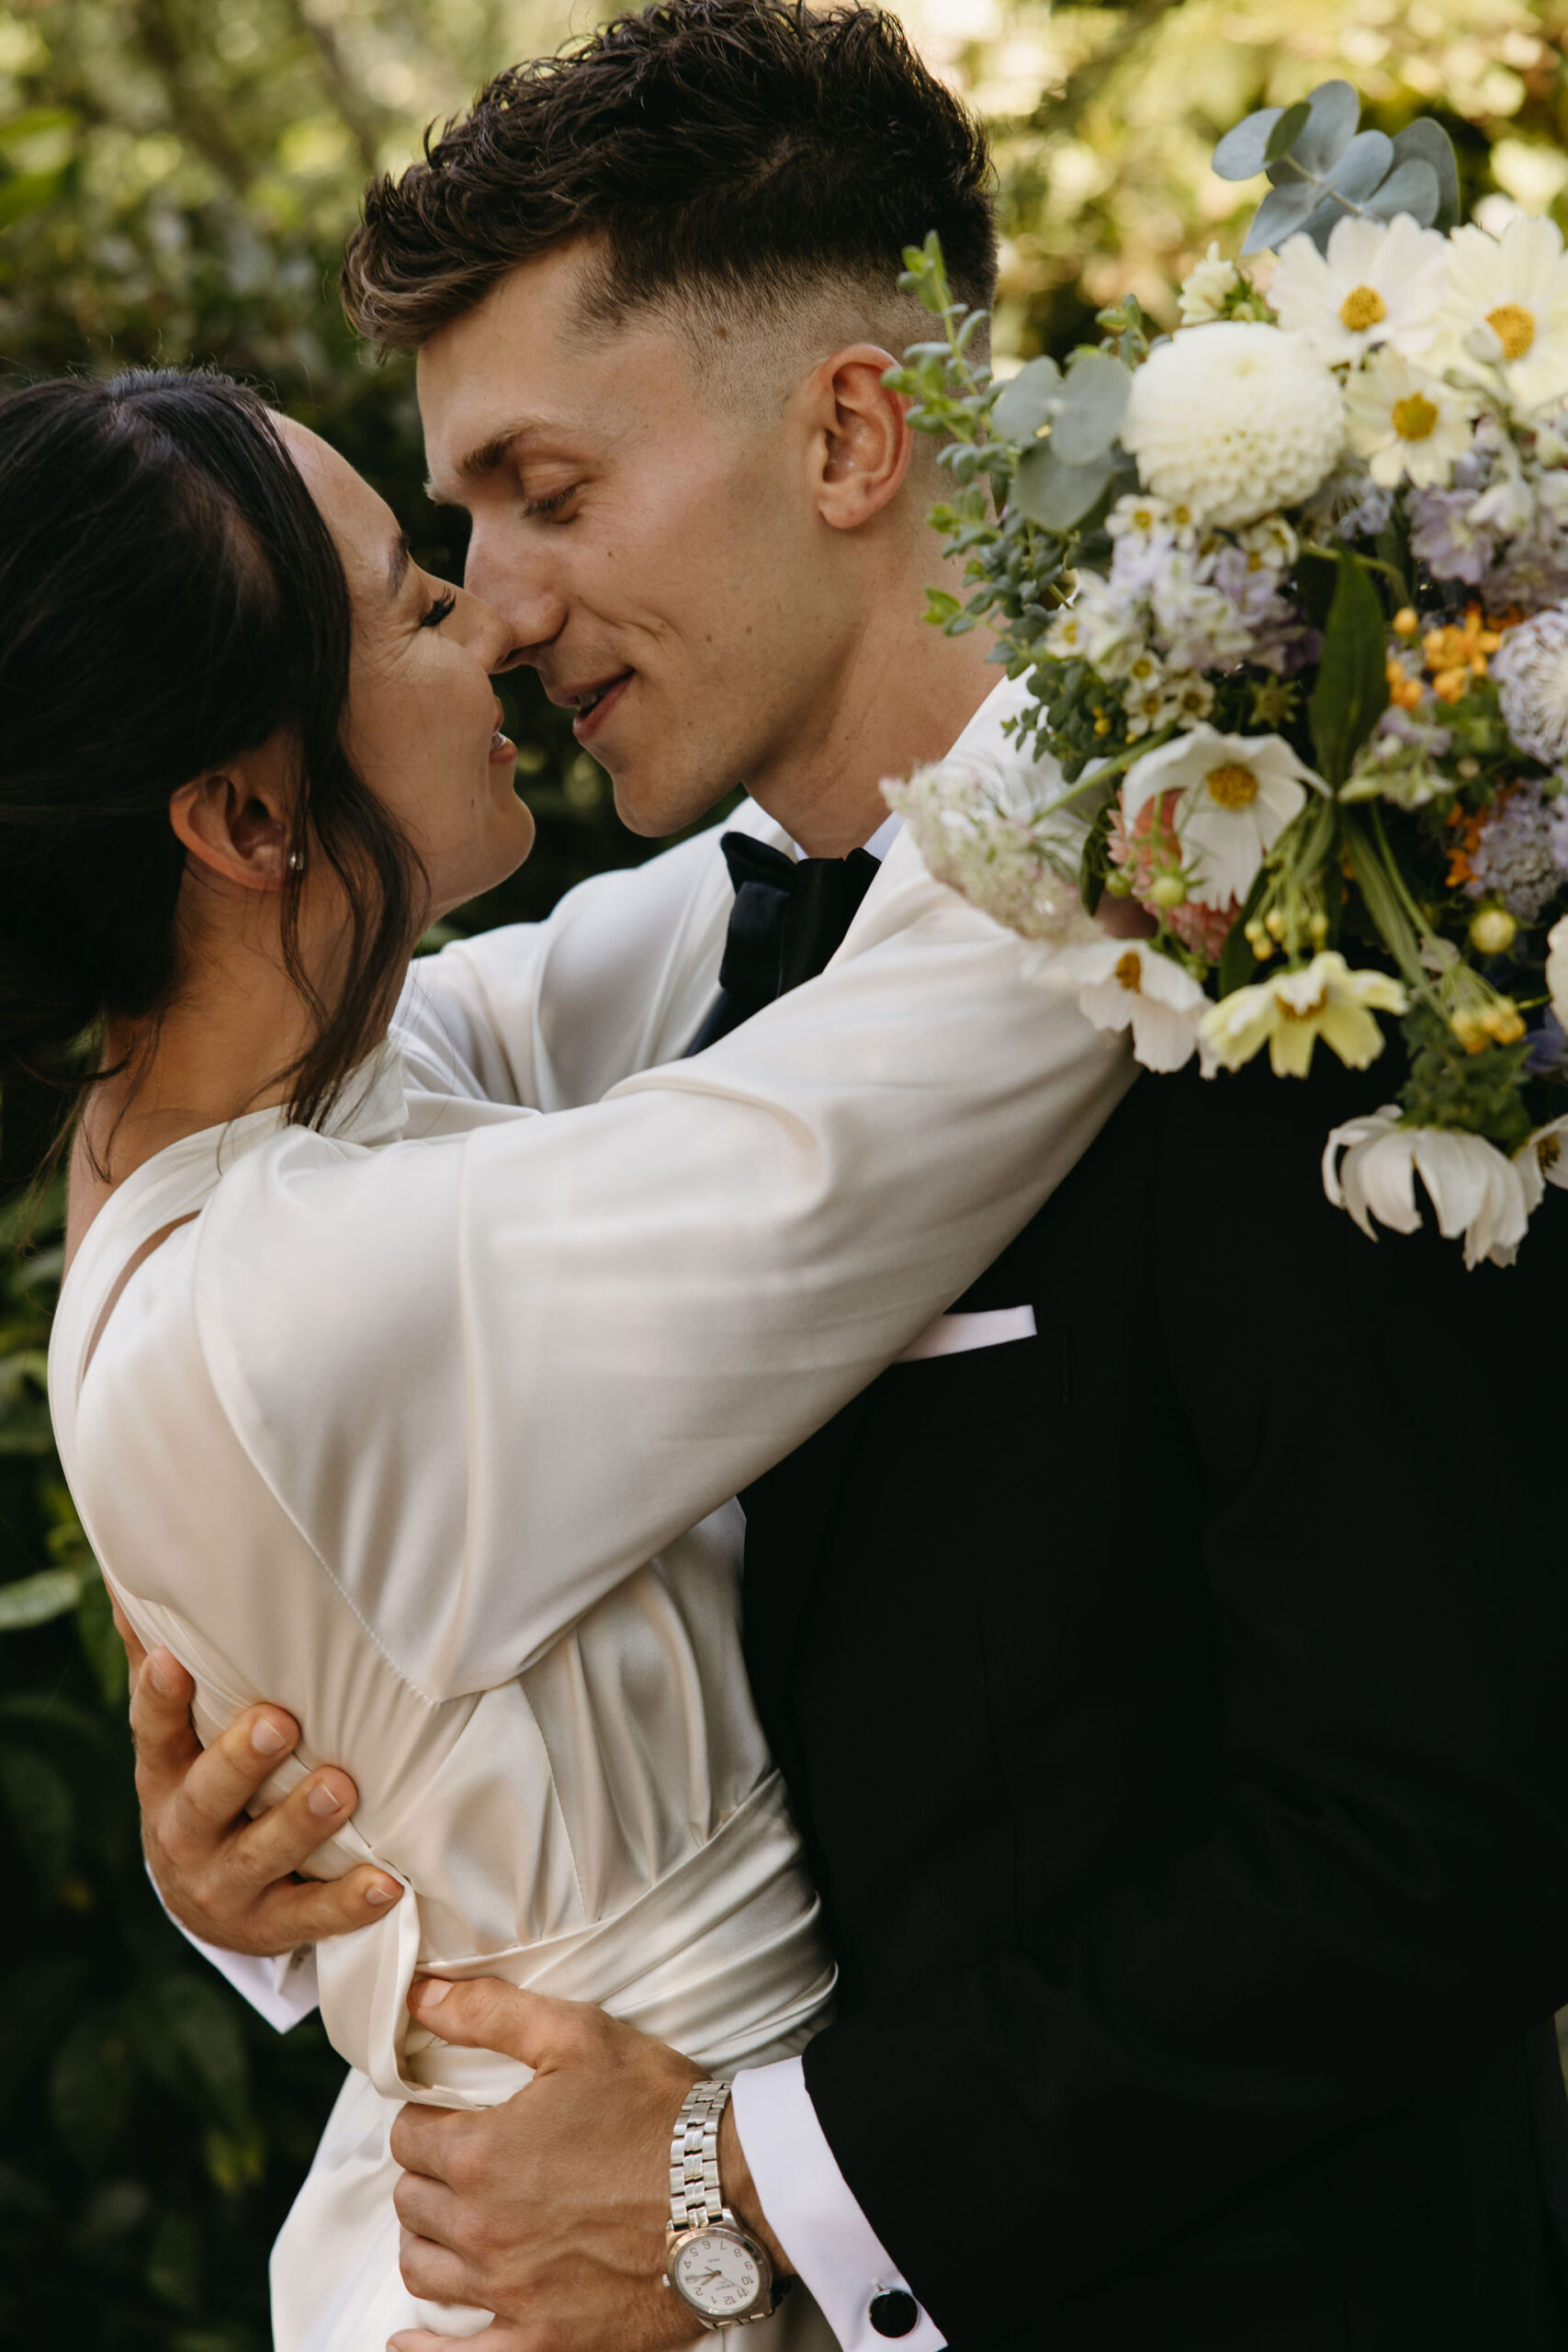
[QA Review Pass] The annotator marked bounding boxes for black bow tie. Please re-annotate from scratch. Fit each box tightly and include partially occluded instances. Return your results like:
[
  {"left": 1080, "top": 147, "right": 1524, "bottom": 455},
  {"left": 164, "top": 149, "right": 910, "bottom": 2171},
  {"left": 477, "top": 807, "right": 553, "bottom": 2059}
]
[{"left": 684, "top": 832, "right": 881, "bottom": 1054}]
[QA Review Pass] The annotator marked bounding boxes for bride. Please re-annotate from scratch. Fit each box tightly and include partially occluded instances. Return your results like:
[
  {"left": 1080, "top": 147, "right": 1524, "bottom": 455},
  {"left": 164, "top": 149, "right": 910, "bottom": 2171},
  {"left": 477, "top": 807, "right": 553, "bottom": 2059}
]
[{"left": 17, "top": 368, "right": 1122, "bottom": 2347}]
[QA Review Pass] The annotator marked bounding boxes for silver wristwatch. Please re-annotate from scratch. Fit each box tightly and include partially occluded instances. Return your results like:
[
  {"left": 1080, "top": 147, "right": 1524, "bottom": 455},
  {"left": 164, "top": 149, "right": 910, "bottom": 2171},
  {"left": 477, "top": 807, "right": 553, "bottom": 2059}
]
[{"left": 664, "top": 2079, "right": 783, "bottom": 2329}]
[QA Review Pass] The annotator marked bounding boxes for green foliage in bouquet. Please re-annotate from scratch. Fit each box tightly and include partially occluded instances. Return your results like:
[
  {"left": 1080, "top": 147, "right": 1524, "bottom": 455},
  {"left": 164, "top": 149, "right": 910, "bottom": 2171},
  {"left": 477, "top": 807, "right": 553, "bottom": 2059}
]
[{"left": 886, "top": 82, "right": 1568, "bottom": 1269}]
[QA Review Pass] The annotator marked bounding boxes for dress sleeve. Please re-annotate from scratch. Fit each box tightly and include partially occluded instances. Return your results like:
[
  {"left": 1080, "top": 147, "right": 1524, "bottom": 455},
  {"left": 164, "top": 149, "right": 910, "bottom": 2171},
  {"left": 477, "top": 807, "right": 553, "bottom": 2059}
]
[
  {"left": 393, "top": 814, "right": 742, "bottom": 1111},
  {"left": 194, "top": 831, "right": 1134, "bottom": 1698}
]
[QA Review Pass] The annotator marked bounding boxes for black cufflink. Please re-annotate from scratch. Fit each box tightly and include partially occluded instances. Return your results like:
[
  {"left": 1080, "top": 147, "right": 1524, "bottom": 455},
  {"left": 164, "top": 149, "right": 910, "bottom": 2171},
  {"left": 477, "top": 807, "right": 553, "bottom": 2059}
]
[{"left": 869, "top": 2288, "right": 919, "bottom": 2338}]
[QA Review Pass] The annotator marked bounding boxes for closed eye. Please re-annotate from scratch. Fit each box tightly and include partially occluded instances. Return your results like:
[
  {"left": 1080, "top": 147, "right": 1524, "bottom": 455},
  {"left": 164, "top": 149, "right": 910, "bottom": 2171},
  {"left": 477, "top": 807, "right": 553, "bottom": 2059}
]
[
  {"left": 523, "top": 486, "right": 578, "bottom": 522},
  {"left": 419, "top": 588, "right": 458, "bottom": 629}
]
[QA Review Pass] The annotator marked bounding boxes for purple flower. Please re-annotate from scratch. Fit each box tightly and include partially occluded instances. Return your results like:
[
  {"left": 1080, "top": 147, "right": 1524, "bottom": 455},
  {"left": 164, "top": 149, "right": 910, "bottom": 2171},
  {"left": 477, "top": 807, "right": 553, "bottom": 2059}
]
[
  {"left": 1467, "top": 782, "right": 1565, "bottom": 921},
  {"left": 1409, "top": 488, "right": 1498, "bottom": 587}
]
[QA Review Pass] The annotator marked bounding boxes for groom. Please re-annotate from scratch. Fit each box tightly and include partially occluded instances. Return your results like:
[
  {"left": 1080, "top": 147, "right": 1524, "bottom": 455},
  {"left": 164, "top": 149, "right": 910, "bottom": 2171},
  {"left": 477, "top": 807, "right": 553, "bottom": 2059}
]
[{"left": 130, "top": 5, "right": 1568, "bottom": 2346}]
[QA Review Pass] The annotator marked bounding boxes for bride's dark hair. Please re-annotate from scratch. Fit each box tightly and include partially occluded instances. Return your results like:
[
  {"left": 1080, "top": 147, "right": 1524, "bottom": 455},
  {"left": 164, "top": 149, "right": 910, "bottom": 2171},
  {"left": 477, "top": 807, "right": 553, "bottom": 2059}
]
[{"left": 0, "top": 368, "right": 423, "bottom": 1136}]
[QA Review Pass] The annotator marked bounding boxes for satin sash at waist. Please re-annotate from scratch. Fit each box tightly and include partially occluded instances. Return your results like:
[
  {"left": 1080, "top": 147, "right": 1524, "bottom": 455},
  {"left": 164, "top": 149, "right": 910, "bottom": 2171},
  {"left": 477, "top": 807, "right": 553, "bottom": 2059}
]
[{"left": 315, "top": 1769, "right": 836, "bottom": 2109}]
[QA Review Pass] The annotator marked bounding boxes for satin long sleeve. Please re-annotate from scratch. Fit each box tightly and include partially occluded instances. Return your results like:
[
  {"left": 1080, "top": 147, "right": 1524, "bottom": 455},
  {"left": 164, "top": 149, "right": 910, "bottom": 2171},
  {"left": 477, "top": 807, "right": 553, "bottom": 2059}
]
[
  {"left": 394, "top": 808, "right": 757, "bottom": 1111},
  {"left": 193, "top": 832, "right": 1134, "bottom": 1700}
]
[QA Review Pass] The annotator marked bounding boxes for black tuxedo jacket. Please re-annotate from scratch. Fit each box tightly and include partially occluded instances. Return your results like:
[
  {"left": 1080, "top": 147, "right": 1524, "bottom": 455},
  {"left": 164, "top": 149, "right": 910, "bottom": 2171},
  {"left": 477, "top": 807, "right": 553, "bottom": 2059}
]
[{"left": 741, "top": 1055, "right": 1568, "bottom": 2349}]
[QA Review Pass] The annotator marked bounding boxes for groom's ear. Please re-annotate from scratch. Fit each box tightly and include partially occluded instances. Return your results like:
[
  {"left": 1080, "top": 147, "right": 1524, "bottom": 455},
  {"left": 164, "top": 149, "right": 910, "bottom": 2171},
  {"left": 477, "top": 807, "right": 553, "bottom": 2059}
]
[
  {"left": 809, "top": 345, "right": 914, "bottom": 533},
  {"left": 168, "top": 731, "right": 297, "bottom": 895}
]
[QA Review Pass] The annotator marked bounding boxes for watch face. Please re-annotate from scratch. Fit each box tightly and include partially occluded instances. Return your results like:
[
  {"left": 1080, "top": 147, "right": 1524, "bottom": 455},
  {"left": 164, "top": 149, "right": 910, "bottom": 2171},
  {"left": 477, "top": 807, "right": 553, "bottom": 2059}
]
[{"left": 671, "top": 2227, "right": 763, "bottom": 2320}]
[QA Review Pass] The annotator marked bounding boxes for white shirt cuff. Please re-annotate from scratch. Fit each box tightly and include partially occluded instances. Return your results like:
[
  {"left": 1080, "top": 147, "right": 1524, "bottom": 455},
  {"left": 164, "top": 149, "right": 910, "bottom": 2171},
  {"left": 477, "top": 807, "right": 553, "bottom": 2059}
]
[
  {"left": 729, "top": 2056, "right": 946, "bottom": 2352},
  {"left": 149, "top": 1863, "right": 321, "bottom": 2032}
]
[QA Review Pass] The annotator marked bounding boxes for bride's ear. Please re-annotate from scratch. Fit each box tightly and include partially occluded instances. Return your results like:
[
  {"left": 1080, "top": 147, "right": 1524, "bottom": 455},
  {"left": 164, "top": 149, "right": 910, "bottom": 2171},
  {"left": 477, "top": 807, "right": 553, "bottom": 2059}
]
[{"left": 169, "top": 733, "right": 298, "bottom": 893}]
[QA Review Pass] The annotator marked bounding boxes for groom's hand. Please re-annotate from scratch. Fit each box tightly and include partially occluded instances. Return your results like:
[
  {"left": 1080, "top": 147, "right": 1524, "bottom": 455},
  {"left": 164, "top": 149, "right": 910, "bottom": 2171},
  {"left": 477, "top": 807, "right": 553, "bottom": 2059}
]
[
  {"left": 120, "top": 1603, "right": 400, "bottom": 1954},
  {"left": 388, "top": 1978, "right": 791, "bottom": 2352}
]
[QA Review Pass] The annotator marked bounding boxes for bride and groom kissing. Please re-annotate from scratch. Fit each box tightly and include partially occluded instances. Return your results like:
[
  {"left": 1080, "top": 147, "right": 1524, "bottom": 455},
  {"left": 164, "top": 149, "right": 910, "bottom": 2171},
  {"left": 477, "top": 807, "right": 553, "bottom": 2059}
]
[{"left": 25, "top": 2, "right": 1568, "bottom": 2346}]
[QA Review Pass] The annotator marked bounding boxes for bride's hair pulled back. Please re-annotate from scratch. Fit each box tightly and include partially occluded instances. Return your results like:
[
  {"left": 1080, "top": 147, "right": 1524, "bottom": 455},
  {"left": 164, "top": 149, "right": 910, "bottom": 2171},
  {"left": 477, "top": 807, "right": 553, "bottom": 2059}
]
[{"left": 0, "top": 368, "right": 420, "bottom": 1136}]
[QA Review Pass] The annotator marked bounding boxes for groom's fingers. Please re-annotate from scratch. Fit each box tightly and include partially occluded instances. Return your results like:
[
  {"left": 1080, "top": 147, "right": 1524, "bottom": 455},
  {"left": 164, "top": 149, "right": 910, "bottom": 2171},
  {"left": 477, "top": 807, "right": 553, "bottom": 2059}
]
[{"left": 403, "top": 1977, "right": 608, "bottom": 2071}]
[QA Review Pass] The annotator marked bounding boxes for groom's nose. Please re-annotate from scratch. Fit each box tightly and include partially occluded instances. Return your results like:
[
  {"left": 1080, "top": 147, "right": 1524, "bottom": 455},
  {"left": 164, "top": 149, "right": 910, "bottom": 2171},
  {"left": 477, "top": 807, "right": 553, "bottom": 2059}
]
[{"left": 464, "top": 513, "right": 568, "bottom": 664}]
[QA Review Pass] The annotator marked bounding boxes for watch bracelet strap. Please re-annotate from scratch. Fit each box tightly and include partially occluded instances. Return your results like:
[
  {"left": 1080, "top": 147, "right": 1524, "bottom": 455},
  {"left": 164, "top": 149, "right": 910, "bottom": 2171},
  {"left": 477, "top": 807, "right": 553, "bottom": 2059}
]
[{"left": 669, "top": 2077, "right": 730, "bottom": 2232}]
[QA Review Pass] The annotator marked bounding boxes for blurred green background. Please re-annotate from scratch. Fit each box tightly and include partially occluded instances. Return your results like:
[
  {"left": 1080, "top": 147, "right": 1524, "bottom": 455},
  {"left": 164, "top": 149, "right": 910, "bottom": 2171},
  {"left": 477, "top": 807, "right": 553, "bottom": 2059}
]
[{"left": 1, "top": 0, "right": 1565, "bottom": 2338}]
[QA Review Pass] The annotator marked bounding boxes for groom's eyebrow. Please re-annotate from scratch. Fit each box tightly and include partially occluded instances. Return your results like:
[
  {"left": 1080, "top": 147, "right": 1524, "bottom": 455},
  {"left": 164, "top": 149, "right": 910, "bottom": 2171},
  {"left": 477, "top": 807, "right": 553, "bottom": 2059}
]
[{"left": 426, "top": 420, "right": 540, "bottom": 503}]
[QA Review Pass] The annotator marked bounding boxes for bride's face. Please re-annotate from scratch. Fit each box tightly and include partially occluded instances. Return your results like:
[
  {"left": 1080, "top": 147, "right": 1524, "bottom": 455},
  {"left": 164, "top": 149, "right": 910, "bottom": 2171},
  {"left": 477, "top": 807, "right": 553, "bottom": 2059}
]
[{"left": 282, "top": 419, "right": 534, "bottom": 922}]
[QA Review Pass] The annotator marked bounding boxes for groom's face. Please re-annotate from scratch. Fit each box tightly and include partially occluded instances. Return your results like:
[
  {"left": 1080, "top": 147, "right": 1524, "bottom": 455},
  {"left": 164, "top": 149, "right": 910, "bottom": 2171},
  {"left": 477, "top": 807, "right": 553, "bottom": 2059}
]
[{"left": 418, "top": 242, "right": 877, "bottom": 836}]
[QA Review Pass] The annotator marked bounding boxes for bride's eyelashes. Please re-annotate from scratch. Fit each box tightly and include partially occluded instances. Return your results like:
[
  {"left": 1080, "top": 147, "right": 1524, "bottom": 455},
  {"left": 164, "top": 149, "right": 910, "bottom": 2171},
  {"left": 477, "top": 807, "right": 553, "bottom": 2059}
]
[{"left": 418, "top": 588, "right": 458, "bottom": 630}]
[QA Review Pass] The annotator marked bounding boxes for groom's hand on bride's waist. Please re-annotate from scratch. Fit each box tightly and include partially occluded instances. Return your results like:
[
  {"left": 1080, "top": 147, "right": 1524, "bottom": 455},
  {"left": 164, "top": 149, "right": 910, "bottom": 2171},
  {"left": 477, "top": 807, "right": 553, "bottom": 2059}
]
[
  {"left": 388, "top": 1975, "right": 792, "bottom": 2352},
  {"left": 120, "top": 1604, "right": 401, "bottom": 1954}
]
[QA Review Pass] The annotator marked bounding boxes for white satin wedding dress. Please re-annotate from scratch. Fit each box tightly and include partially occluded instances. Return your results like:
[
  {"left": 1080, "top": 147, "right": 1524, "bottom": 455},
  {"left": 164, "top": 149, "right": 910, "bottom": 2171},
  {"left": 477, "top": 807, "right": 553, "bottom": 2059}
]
[{"left": 49, "top": 826, "right": 1129, "bottom": 2349}]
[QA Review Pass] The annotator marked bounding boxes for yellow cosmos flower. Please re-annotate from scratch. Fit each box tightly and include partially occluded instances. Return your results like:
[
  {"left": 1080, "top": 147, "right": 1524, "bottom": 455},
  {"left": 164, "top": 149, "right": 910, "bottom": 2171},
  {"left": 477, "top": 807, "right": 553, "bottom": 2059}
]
[{"left": 1200, "top": 952, "right": 1408, "bottom": 1079}]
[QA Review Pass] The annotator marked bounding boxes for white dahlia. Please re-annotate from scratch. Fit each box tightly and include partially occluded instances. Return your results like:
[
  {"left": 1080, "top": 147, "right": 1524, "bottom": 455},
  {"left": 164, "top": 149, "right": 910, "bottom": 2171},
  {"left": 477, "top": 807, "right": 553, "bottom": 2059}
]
[
  {"left": 1491, "top": 605, "right": 1568, "bottom": 764},
  {"left": 1341, "top": 348, "right": 1477, "bottom": 490},
  {"left": 1120, "top": 322, "right": 1345, "bottom": 531},
  {"left": 1269, "top": 211, "right": 1450, "bottom": 367},
  {"left": 1435, "top": 212, "right": 1568, "bottom": 415}
]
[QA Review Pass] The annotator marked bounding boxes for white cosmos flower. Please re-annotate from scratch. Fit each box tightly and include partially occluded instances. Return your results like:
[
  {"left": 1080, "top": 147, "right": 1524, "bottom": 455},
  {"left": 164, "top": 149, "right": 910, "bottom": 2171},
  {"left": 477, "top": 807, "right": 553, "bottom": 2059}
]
[
  {"left": 1323, "top": 1108, "right": 1534, "bottom": 1268},
  {"left": 1122, "top": 726, "right": 1327, "bottom": 906},
  {"left": 1342, "top": 348, "right": 1477, "bottom": 489},
  {"left": 1045, "top": 936, "right": 1207, "bottom": 1071},
  {"left": 1435, "top": 213, "right": 1568, "bottom": 414},
  {"left": 1121, "top": 322, "right": 1345, "bottom": 531},
  {"left": 1517, "top": 1113, "right": 1568, "bottom": 1213},
  {"left": 1269, "top": 211, "right": 1449, "bottom": 366},
  {"left": 1546, "top": 910, "right": 1568, "bottom": 1029},
  {"left": 1200, "top": 953, "right": 1407, "bottom": 1078}
]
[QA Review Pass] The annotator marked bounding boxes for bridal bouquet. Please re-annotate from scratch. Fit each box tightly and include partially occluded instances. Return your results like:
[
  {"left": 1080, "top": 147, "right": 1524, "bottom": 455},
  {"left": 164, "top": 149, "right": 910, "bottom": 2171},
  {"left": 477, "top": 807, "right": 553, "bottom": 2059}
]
[{"left": 886, "top": 81, "right": 1568, "bottom": 1267}]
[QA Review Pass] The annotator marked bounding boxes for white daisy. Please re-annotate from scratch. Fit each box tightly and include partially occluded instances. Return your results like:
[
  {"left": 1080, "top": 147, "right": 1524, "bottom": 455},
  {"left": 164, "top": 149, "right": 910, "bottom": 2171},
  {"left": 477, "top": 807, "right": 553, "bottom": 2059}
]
[
  {"left": 1342, "top": 348, "right": 1477, "bottom": 490},
  {"left": 1436, "top": 212, "right": 1568, "bottom": 414},
  {"left": 1045, "top": 936, "right": 1207, "bottom": 1072},
  {"left": 1322, "top": 1108, "right": 1535, "bottom": 1269},
  {"left": 1122, "top": 725, "right": 1327, "bottom": 907},
  {"left": 1269, "top": 211, "right": 1449, "bottom": 366}
]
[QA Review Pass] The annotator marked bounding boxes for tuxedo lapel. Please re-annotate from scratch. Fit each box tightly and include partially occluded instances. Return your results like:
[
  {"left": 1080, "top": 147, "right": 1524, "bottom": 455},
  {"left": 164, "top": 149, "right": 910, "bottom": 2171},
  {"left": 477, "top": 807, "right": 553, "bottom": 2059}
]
[{"left": 739, "top": 1381, "right": 876, "bottom": 1740}]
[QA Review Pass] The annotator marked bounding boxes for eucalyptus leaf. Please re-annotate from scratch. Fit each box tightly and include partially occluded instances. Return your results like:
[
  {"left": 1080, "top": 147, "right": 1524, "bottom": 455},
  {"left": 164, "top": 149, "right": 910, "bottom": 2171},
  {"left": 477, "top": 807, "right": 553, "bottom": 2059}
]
[
  {"left": 1392, "top": 118, "right": 1460, "bottom": 229},
  {"left": 989, "top": 355, "right": 1060, "bottom": 444},
  {"left": 1263, "top": 100, "right": 1311, "bottom": 164},
  {"left": 1310, "top": 549, "right": 1389, "bottom": 789},
  {"left": 1324, "top": 128, "right": 1394, "bottom": 205},
  {"left": 1290, "top": 79, "right": 1359, "bottom": 174},
  {"left": 1012, "top": 444, "right": 1114, "bottom": 532},
  {"left": 1212, "top": 104, "right": 1286, "bottom": 183},
  {"left": 1051, "top": 350, "right": 1132, "bottom": 466},
  {"left": 1241, "top": 177, "right": 1325, "bottom": 256},
  {"left": 1365, "top": 155, "right": 1441, "bottom": 228}
]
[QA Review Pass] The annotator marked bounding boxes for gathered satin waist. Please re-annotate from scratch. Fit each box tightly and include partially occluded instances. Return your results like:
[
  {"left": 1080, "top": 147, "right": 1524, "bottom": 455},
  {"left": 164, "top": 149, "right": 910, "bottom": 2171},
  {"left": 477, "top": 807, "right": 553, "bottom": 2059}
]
[{"left": 315, "top": 1769, "right": 836, "bottom": 2108}]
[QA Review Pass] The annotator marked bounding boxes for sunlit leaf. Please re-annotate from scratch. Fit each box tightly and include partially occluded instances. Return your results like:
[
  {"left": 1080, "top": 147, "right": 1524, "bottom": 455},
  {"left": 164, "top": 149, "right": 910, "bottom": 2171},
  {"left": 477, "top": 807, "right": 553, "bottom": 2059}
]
[{"left": 0, "top": 1564, "right": 87, "bottom": 1630}]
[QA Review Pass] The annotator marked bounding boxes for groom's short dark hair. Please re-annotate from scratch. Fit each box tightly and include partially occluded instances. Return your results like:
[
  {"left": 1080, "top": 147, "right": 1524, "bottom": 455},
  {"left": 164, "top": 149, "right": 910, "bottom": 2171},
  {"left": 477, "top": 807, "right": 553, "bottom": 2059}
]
[{"left": 342, "top": 0, "right": 995, "bottom": 359}]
